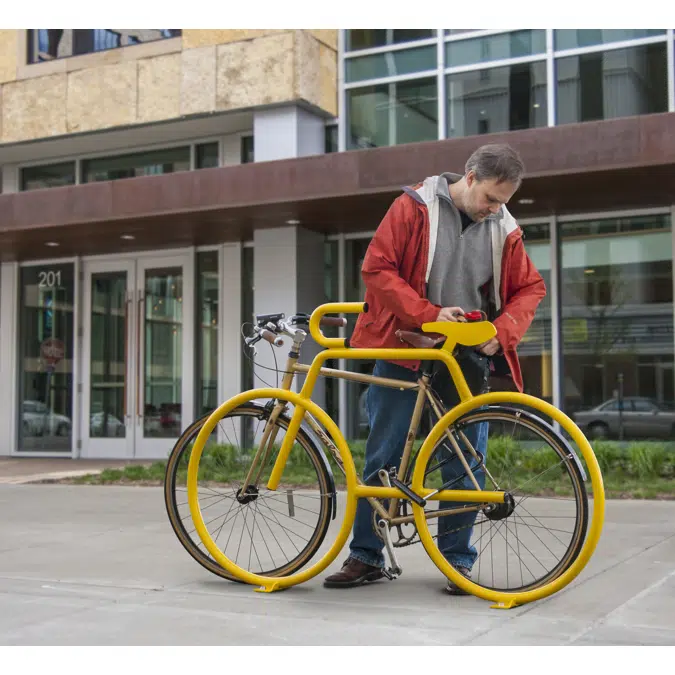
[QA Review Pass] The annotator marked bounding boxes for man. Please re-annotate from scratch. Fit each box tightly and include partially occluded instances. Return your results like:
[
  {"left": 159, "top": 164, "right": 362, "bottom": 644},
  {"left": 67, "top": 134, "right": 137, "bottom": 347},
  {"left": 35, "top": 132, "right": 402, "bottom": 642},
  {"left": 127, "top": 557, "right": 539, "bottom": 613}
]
[{"left": 323, "top": 143, "right": 546, "bottom": 593}]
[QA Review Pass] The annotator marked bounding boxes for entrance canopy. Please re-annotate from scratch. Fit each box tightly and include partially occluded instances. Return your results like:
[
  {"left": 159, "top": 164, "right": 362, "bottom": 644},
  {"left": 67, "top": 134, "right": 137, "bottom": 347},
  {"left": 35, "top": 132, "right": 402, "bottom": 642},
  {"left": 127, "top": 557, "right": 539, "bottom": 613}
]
[{"left": 1, "top": 113, "right": 674, "bottom": 260}]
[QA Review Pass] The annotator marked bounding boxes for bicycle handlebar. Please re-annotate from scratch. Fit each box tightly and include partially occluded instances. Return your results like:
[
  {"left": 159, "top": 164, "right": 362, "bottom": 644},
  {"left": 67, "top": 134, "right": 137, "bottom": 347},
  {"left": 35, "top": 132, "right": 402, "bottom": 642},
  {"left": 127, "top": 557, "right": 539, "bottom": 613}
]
[
  {"left": 320, "top": 316, "right": 347, "bottom": 328},
  {"left": 259, "top": 329, "right": 283, "bottom": 346}
]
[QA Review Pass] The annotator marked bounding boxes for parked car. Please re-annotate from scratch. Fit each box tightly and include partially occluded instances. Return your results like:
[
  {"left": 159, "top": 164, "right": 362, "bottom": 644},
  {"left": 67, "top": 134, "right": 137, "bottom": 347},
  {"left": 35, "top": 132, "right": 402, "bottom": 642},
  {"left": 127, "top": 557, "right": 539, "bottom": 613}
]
[
  {"left": 22, "top": 400, "right": 71, "bottom": 437},
  {"left": 90, "top": 412, "right": 125, "bottom": 437},
  {"left": 573, "top": 397, "right": 675, "bottom": 440}
]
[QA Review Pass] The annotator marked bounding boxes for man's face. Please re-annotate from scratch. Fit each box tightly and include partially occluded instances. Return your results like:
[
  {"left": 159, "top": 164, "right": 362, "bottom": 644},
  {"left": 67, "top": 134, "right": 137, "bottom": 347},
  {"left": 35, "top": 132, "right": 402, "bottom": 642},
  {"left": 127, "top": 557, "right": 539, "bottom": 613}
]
[{"left": 464, "top": 171, "right": 519, "bottom": 222}]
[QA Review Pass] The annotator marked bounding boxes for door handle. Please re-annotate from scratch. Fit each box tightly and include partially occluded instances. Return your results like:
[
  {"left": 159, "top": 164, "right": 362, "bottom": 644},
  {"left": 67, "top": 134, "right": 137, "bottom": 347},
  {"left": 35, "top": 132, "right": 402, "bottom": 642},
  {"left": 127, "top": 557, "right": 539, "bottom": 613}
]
[
  {"left": 123, "top": 291, "right": 131, "bottom": 424},
  {"left": 136, "top": 289, "right": 145, "bottom": 425}
]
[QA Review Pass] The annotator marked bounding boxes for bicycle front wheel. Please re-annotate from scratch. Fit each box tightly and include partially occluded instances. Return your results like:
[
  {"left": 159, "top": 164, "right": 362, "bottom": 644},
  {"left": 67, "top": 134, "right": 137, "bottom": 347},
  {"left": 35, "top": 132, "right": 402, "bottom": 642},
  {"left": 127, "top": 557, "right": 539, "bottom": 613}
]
[
  {"left": 165, "top": 402, "right": 335, "bottom": 581},
  {"left": 411, "top": 394, "right": 602, "bottom": 603}
]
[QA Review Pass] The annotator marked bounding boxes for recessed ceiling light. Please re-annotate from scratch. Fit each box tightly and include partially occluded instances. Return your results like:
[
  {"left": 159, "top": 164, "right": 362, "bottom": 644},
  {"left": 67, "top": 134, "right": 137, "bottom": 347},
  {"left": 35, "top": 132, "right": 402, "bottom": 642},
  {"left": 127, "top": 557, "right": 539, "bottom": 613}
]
[
  {"left": 286, "top": 219, "right": 300, "bottom": 225},
  {"left": 45, "top": 242, "right": 59, "bottom": 247},
  {"left": 584, "top": 268, "right": 595, "bottom": 275},
  {"left": 120, "top": 234, "right": 135, "bottom": 240},
  {"left": 518, "top": 198, "right": 534, "bottom": 205},
  {"left": 533, "top": 103, "right": 541, "bottom": 109}
]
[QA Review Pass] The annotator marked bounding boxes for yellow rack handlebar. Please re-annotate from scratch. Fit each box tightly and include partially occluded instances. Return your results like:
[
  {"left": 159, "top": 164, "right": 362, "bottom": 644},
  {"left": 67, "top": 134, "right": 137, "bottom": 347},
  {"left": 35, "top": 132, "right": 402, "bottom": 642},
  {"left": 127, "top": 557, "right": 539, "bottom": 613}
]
[{"left": 309, "top": 302, "right": 367, "bottom": 348}]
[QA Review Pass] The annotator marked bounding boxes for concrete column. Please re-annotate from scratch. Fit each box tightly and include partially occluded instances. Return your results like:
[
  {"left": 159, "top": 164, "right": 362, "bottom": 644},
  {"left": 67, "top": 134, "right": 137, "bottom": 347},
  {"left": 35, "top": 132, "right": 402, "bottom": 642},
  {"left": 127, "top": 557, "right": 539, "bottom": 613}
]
[
  {"left": 222, "top": 134, "right": 244, "bottom": 166},
  {"left": 0, "top": 262, "right": 19, "bottom": 455},
  {"left": 253, "top": 105, "right": 325, "bottom": 162},
  {"left": 253, "top": 226, "right": 326, "bottom": 407},
  {"left": 1, "top": 164, "right": 19, "bottom": 193}
]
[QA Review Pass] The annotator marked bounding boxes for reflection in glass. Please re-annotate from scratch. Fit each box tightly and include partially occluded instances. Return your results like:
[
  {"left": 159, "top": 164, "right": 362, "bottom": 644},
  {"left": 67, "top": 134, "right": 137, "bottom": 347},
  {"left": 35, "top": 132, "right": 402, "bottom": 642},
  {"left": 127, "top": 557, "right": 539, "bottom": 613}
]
[
  {"left": 446, "top": 62, "right": 547, "bottom": 137},
  {"left": 445, "top": 30, "right": 546, "bottom": 68},
  {"left": 195, "top": 142, "right": 219, "bottom": 169},
  {"left": 554, "top": 29, "right": 665, "bottom": 51},
  {"left": 323, "top": 241, "right": 340, "bottom": 425},
  {"left": 90, "top": 273, "right": 127, "bottom": 437},
  {"left": 325, "top": 125, "right": 338, "bottom": 153},
  {"left": 241, "top": 136, "right": 255, "bottom": 164},
  {"left": 348, "top": 77, "right": 437, "bottom": 149},
  {"left": 82, "top": 147, "right": 191, "bottom": 183},
  {"left": 20, "top": 162, "right": 76, "bottom": 191},
  {"left": 29, "top": 29, "right": 182, "bottom": 63},
  {"left": 18, "top": 265, "right": 75, "bottom": 451},
  {"left": 196, "top": 252, "right": 219, "bottom": 416},
  {"left": 556, "top": 44, "right": 667, "bottom": 125},
  {"left": 144, "top": 268, "right": 183, "bottom": 438},
  {"left": 345, "top": 29, "right": 434, "bottom": 51},
  {"left": 517, "top": 224, "right": 552, "bottom": 400},
  {"left": 346, "top": 45, "right": 436, "bottom": 83},
  {"left": 562, "top": 215, "right": 674, "bottom": 441},
  {"left": 241, "top": 247, "right": 254, "bottom": 394},
  {"left": 344, "top": 239, "right": 373, "bottom": 440}
]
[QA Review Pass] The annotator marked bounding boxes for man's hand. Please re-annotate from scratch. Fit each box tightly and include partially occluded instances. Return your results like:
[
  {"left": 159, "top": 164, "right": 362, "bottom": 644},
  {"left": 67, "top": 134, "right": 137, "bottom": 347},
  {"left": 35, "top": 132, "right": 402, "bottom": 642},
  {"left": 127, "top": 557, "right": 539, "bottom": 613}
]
[
  {"left": 436, "top": 306, "right": 466, "bottom": 322},
  {"left": 478, "top": 337, "right": 501, "bottom": 356}
]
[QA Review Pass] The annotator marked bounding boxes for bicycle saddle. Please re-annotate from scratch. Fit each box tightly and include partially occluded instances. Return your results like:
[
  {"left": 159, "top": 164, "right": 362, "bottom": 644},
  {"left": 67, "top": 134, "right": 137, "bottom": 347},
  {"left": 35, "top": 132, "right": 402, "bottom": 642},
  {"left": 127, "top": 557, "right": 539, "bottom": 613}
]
[{"left": 420, "top": 320, "right": 497, "bottom": 349}]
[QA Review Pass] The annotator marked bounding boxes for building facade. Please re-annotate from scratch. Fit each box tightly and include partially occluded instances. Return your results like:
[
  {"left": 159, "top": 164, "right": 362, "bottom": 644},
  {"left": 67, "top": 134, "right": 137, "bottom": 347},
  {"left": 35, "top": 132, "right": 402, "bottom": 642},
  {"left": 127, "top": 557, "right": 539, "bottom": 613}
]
[{"left": 0, "top": 28, "right": 673, "bottom": 458}]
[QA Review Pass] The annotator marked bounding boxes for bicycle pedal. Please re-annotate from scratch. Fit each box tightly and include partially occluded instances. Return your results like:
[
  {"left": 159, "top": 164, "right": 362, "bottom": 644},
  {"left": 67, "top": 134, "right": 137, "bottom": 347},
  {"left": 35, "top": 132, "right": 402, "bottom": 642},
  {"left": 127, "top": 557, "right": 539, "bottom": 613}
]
[
  {"left": 382, "top": 567, "right": 402, "bottom": 580},
  {"left": 388, "top": 475, "right": 426, "bottom": 507}
]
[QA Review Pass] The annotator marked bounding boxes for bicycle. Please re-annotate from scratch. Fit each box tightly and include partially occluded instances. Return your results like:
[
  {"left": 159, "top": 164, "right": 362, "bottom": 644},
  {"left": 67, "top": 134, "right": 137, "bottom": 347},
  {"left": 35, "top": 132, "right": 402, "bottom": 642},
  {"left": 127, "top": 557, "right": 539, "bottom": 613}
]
[{"left": 165, "top": 302, "right": 605, "bottom": 609}]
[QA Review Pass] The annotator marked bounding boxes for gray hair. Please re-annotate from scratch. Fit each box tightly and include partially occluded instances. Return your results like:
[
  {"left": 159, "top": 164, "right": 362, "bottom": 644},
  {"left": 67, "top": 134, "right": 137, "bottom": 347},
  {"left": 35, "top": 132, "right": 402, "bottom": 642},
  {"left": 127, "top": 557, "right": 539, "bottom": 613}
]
[{"left": 465, "top": 144, "right": 525, "bottom": 186}]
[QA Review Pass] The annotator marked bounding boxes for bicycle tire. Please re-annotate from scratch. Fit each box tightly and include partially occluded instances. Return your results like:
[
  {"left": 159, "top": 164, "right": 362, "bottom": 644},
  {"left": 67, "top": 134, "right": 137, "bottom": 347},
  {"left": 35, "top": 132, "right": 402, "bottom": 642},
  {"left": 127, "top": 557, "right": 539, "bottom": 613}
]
[
  {"left": 164, "top": 402, "right": 335, "bottom": 582},
  {"left": 412, "top": 400, "right": 591, "bottom": 596}
]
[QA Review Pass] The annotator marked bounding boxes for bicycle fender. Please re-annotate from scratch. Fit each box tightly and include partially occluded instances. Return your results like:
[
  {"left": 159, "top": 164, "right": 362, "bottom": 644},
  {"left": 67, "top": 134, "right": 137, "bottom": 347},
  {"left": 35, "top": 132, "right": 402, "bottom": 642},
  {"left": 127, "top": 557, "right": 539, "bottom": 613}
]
[
  {"left": 254, "top": 401, "right": 339, "bottom": 520},
  {"left": 458, "top": 405, "right": 588, "bottom": 482}
]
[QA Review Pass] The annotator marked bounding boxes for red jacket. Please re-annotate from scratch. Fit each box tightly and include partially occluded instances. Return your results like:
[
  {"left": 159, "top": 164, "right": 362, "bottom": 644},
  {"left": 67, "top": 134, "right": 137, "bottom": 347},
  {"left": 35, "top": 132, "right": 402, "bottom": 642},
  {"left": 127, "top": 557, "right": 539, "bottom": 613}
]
[{"left": 349, "top": 181, "right": 546, "bottom": 392}]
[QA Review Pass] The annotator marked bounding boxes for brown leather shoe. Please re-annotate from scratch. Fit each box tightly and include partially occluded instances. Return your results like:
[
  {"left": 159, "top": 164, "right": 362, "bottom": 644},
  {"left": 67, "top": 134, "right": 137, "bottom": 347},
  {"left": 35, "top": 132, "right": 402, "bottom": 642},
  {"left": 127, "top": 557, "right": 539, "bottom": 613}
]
[
  {"left": 444, "top": 566, "right": 472, "bottom": 595},
  {"left": 323, "top": 558, "right": 385, "bottom": 588}
]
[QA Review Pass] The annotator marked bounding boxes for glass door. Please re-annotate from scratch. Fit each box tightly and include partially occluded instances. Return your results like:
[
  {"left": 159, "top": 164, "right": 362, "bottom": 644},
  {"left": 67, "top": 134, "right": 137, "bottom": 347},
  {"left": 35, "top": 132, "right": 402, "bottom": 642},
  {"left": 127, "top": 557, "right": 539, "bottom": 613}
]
[
  {"left": 17, "top": 263, "right": 76, "bottom": 453},
  {"left": 81, "top": 254, "right": 193, "bottom": 459},
  {"left": 135, "top": 256, "right": 191, "bottom": 458},
  {"left": 81, "top": 260, "right": 135, "bottom": 458}
]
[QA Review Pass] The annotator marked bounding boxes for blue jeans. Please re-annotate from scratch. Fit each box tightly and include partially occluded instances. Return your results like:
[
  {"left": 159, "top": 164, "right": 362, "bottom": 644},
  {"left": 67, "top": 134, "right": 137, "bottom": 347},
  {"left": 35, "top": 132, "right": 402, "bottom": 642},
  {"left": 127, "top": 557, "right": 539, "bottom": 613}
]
[{"left": 349, "top": 360, "right": 488, "bottom": 571}]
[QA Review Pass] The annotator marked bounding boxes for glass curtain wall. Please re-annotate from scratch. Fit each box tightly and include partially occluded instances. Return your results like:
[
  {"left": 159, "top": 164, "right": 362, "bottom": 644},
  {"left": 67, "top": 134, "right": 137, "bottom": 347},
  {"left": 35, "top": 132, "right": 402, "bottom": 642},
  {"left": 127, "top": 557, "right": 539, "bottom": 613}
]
[
  {"left": 561, "top": 214, "right": 674, "bottom": 441},
  {"left": 343, "top": 29, "right": 671, "bottom": 149},
  {"left": 335, "top": 210, "right": 673, "bottom": 442}
]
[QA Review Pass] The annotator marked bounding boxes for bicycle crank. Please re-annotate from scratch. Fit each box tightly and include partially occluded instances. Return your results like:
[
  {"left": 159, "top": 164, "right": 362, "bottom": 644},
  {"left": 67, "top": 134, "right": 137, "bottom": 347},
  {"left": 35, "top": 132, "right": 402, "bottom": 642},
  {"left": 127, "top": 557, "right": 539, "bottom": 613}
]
[{"left": 375, "top": 518, "right": 403, "bottom": 580}]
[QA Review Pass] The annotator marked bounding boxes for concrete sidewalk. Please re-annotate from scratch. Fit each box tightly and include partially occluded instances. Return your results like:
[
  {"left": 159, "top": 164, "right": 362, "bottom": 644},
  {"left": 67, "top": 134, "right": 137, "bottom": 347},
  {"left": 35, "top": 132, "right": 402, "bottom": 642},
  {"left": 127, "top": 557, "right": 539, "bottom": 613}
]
[
  {"left": 1, "top": 484, "right": 674, "bottom": 645},
  {"left": 0, "top": 457, "right": 153, "bottom": 485}
]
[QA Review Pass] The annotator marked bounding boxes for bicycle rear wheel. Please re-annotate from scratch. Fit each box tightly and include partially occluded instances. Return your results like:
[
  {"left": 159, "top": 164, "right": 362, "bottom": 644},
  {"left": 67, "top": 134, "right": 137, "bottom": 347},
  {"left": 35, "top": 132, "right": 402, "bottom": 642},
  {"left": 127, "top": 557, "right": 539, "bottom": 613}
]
[
  {"left": 412, "top": 395, "right": 598, "bottom": 602},
  {"left": 164, "top": 402, "right": 335, "bottom": 581}
]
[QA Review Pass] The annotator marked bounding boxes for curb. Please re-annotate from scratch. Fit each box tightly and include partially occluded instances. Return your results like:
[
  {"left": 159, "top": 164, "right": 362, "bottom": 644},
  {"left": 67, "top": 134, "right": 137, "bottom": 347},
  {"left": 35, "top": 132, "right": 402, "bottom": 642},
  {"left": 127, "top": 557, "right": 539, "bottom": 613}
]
[{"left": 0, "top": 469, "right": 106, "bottom": 485}]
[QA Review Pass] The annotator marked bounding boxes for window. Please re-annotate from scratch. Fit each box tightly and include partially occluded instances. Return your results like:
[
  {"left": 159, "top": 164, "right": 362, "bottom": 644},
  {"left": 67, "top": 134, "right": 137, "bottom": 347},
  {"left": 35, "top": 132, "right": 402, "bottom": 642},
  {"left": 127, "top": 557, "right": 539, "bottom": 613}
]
[
  {"left": 325, "top": 125, "right": 338, "bottom": 153},
  {"left": 18, "top": 264, "right": 75, "bottom": 451},
  {"left": 445, "top": 30, "right": 546, "bottom": 68},
  {"left": 518, "top": 223, "right": 552, "bottom": 401},
  {"left": 346, "top": 45, "right": 436, "bottom": 83},
  {"left": 20, "top": 162, "right": 76, "bottom": 191},
  {"left": 556, "top": 43, "right": 667, "bottom": 125},
  {"left": 196, "top": 252, "right": 219, "bottom": 416},
  {"left": 240, "top": 246, "right": 254, "bottom": 396},
  {"left": 241, "top": 136, "right": 254, "bottom": 164},
  {"left": 632, "top": 398, "right": 657, "bottom": 412},
  {"left": 195, "top": 142, "right": 219, "bottom": 169},
  {"left": 345, "top": 30, "right": 434, "bottom": 51},
  {"left": 554, "top": 29, "right": 665, "bottom": 51},
  {"left": 27, "top": 29, "right": 181, "bottom": 63},
  {"left": 348, "top": 77, "right": 437, "bottom": 149},
  {"left": 561, "top": 214, "right": 674, "bottom": 436},
  {"left": 446, "top": 62, "right": 547, "bottom": 138},
  {"left": 81, "top": 147, "right": 190, "bottom": 183}
]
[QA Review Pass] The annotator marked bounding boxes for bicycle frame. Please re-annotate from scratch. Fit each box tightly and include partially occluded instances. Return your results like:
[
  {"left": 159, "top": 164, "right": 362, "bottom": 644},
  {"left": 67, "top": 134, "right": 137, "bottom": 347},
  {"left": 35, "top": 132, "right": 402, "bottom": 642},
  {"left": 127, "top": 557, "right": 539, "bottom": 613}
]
[
  {"left": 241, "top": 346, "right": 488, "bottom": 530},
  {"left": 185, "top": 302, "right": 605, "bottom": 608}
]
